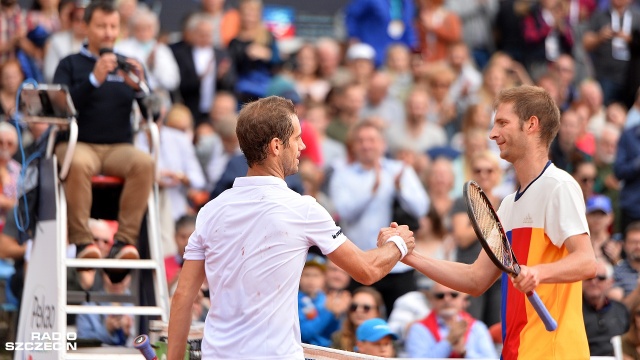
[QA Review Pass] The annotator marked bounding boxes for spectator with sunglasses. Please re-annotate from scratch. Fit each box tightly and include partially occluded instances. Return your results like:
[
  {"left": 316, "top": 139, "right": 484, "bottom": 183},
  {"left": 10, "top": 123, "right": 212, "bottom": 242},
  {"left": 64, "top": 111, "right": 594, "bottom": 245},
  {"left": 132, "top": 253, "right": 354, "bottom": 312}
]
[
  {"left": 331, "top": 286, "right": 385, "bottom": 352},
  {"left": 583, "top": 259, "right": 629, "bottom": 357},
  {"left": 572, "top": 160, "right": 598, "bottom": 201},
  {"left": 298, "top": 254, "right": 351, "bottom": 347},
  {"left": 405, "top": 281, "right": 497, "bottom": 358}
]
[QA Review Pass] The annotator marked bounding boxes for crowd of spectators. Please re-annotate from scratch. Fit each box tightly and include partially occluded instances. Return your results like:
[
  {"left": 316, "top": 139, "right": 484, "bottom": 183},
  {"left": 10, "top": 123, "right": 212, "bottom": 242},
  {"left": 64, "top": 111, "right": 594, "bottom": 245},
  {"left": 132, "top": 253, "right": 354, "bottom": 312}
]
[{"left": 1, "top": 0, "right": 640, "bottom": 357}]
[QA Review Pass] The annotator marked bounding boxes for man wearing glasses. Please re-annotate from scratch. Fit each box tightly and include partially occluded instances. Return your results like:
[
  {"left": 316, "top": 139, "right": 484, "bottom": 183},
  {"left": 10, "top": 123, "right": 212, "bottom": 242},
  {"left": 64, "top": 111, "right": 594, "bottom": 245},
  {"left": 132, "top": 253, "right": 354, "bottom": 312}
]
[
  {"left": 582, "top": 259, "right": 629, "bottom": 357},
  {"left": 404, "top": 282, "right": 497, "bottom": 358}
]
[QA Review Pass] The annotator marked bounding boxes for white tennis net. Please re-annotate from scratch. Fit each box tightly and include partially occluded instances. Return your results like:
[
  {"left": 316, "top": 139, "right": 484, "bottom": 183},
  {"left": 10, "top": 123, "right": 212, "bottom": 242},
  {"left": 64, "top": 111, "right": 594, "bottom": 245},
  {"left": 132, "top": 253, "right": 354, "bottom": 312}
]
[{"left": 303, "top": 344, "right": 385, "bottom": 360}]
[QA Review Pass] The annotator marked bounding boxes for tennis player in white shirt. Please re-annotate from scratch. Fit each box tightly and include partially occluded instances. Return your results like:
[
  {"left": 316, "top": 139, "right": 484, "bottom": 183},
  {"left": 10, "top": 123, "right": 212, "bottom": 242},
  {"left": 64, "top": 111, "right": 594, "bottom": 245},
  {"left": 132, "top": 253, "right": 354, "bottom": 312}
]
[{"left": 168, "top": 96, "right": 415, "bottom": 359}]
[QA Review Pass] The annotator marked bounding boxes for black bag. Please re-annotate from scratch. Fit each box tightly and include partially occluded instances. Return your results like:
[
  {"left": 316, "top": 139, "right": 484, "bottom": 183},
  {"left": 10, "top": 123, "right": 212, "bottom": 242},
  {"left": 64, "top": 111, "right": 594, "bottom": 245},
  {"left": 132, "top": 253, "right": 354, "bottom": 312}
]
[{"left": 392, "top": 196, "right": 420, "bottom": 231}]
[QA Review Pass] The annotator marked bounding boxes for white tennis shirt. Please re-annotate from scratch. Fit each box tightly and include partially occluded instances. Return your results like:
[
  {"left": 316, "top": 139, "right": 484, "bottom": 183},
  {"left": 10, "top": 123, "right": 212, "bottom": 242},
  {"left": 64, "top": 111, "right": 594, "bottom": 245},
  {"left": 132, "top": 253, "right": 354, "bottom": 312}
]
[{"left": 184, "top": 176, "right": 347, "bottom": 359}]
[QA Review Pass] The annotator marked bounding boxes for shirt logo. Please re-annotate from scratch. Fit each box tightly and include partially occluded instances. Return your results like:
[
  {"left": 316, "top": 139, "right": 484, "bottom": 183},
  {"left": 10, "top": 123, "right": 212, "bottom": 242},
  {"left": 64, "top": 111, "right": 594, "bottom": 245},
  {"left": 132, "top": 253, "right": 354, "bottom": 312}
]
[
  {"left": 523, "top": 214, "right": 533, "bottom": 224},
  {"left": 332, "top": 229, "right": 343, "bottom": 239}
]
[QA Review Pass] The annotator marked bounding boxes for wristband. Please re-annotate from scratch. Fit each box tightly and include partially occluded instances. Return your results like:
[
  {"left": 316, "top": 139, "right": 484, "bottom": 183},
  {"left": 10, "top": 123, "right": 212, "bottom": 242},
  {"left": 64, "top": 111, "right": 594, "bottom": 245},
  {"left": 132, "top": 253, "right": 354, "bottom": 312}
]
[{"left": 385, "top": 235, "right": 408, "bottom": 259}]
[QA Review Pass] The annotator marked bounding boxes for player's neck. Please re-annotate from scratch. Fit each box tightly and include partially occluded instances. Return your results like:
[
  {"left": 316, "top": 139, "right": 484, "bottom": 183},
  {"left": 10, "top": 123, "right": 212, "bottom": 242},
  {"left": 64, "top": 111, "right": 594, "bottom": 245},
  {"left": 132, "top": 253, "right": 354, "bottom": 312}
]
[
  {"left": 513, "top": 151, "right": 550, "bottom": 190},
  {"left": 246, "top": 163, "right": 286, "bottom": 180}
]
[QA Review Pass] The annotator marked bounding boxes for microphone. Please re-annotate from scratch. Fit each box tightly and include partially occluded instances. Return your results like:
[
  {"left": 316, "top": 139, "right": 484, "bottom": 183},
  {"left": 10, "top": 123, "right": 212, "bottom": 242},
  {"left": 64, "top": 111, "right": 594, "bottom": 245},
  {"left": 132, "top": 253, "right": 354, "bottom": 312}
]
[{"left": 99, "top": 48, "right": 149, "bottom": 95}]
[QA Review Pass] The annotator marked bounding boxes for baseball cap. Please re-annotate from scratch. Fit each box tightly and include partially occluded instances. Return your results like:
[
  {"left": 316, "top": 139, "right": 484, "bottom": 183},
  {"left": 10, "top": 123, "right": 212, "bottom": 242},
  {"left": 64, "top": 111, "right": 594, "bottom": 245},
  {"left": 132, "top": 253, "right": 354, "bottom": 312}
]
[
  {"left": 586, "top": 195, "right": 612, "bottom": 214},
  {"left": 356, "top": 318, "right": 398, "bottom": 342},
  {"left": 346, "top": 43, "right": 376, "bottom": 62},
  {"left": 305, "top": 254, "right": 327, "bottom": 272}
]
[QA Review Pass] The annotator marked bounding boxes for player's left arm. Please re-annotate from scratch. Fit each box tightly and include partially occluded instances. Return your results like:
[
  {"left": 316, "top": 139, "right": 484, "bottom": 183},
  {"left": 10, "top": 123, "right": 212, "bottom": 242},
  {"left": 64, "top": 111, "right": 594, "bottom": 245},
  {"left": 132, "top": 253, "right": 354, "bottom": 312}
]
[
  {"left": 514, "top": 234, "right": 597, "bottom": 293},
  {"left": 168, "top": 260, "right": 206, "bottom": 359}
]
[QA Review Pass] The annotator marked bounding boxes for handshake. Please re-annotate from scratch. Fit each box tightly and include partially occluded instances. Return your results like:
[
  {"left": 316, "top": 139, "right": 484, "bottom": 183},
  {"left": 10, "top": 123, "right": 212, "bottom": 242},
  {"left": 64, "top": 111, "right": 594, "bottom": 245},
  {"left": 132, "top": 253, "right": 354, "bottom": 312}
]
[{"left": 376, "top": 222, "right": 415, "bottom": 260}]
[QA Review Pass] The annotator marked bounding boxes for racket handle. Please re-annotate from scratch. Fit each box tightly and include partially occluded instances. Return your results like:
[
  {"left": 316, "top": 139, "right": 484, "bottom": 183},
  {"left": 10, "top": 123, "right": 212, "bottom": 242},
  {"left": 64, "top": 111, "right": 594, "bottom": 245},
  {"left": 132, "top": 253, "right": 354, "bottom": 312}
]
[
  {"left": 526, "top": 291, "right": 558, "bottom": 331},
  {"left": 134, "top": 334, "right": 157, "bottom": 360}
]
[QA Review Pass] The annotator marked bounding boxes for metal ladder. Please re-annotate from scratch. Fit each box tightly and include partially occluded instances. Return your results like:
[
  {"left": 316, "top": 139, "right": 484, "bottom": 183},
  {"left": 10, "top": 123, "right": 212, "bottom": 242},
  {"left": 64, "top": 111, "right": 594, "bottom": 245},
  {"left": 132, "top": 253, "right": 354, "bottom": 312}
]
[{"left": 14, "top": 113, "right": 168, "bottom": 360}]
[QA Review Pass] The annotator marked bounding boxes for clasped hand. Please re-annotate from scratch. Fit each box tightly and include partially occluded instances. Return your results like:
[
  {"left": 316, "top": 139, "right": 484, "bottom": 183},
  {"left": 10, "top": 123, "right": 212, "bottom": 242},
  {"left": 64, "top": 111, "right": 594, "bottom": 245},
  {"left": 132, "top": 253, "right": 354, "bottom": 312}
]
[{"left": 376, "top": 222, "right": 415, "bottom": 256}]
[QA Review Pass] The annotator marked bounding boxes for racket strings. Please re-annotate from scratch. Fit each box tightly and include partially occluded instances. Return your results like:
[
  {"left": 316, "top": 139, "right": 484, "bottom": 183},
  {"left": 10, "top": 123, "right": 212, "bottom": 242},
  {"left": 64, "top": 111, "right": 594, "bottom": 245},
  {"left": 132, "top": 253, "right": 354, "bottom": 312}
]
[{"left": 469, "top": 186, "right": 513, "bottom": 268}]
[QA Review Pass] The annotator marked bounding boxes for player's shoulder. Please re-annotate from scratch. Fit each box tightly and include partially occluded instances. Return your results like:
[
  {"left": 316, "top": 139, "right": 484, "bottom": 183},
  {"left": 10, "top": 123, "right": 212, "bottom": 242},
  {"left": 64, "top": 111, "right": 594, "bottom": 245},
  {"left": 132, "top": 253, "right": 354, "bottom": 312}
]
[{"left": 539, "top": 163, "right": 580, "bottom": 189}]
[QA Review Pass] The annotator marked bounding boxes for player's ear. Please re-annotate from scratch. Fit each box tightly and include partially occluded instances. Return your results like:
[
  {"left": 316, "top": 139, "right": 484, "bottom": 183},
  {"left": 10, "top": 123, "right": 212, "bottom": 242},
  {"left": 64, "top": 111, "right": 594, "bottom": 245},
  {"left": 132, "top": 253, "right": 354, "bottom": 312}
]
[
  {"left": 269, "top": 137, "right": 280, "bottom": 155},
  {"left": 526, "top": 116, "right": 540, "bottom": 133}
]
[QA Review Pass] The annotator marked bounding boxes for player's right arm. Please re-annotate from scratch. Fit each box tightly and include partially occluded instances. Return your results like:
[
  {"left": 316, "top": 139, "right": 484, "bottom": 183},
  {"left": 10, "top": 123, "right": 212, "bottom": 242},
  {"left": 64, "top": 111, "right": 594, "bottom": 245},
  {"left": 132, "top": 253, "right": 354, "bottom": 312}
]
[
  {"left": 401, "top": 249, "right": 501, "bottom": 297},
  {"left": 327, "top": 225, "right": 414, "bottom": 285},
  {"left": 168, "top": 260, "right": 206, "bottom": 359}
]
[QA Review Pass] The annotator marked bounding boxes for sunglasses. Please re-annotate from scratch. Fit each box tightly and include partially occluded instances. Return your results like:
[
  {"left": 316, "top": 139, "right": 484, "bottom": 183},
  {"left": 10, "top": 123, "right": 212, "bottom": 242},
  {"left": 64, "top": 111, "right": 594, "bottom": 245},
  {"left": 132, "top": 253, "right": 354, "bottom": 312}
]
[
  {"left": 349, "top": 303, "right": 373, "bottom": 313},
  {"left": 433, "top": 291, "right": 460, "bottom": 300},
  {"left": 588, "top": 274, "right": 608, "bottom": 282},
  {"left": 473, "top": 168, "right": 494, "bottom": 175},
  {"left": 580, "top": 177, "right": 596, "bottom": 184}
]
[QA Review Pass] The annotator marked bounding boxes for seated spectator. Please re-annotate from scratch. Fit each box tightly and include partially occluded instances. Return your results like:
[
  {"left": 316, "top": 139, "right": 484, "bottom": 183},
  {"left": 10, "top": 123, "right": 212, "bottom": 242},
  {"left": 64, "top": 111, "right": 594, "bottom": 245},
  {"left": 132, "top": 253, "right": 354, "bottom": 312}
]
[
  {"left": 572, "top": 160, "right": 598, "bottom": 201},
  {"left": 325, "top": 258, "right": 352, "bottom": 293},
  {"left": 587, "top": 195, "right": 622, "bottom": 266},
  {"left": 170, "top": 12, "right": 235, "bottom": 125},
  {"left": 195, "top": 91, "right": 239, "bottom": 177},
  {"left": 326, "top": 83, "right": 366, "bottom": 144},
  {"left": 583, "top": 259, "right": 630, "bottom": 357},
  {"left": 549, "top": 110, "right": 590, "bottom": 173},
  {"left": 345, "top": 43, "right": 376, "bottom": 88},
  {"left": 0, "top": 60, "right": 25, "bottom": 122},
  {"left": 387, "top": 276, "right": 431, "bottom": 343},
  {"left": 299, "top": 254, "right": 348, "bottom": 347},
  {"left": 355, "top": 318, "right": 398, "bottom": 358},
  {"left": 593, "top": 124, "right": 622, "bottom": 231},
  {"left": 360, "top": 71, "right": 405, "bottom": 127},
  {"left": 331, "top": 286, "right": 385, "bottom": 352},
  {"left": 383, "top": 43, "right": 413, "bottom": 102},
  {"left": 611, "top": 222, "right": 640, "bottom": 309},
  {"left": 446, "top": 42, "right": 482, "bottom": 115},
  {"left": 75, "top": 218, "right": 116, "bottom": 291},
  {"left": 304, "top": 103, "right": 347, "bottom": 171},
  {"left": 165, "top": 215, "right": 196, "bottom": 291},
  {"left": 115, "top": 6, "right": 180, "bottom": 101},
  {"left": 385, "top": 87, "right": 447, "bottom": 157},
  {"left": 291, "top": 43, "right": 331, "bottom": 103},
  {"left": 405, "top": 282, "right": 497, "bottom": 358},
  {"left": 76, "top": 272, "right": 134, "bottom": 346},
  {"left": 43, "top": 3, "right": 86, "bottom": 83}
]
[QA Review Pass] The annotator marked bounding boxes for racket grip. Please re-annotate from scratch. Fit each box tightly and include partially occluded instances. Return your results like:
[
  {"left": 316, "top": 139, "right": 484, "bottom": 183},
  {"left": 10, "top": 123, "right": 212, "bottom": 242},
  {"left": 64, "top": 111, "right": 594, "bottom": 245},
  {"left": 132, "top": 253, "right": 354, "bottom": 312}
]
[
  {"left": 134, "top": 334, "right": 157, "bottom": 360},
  {"left": 526, "top": 291, "right": 558, "bottom": 331}
]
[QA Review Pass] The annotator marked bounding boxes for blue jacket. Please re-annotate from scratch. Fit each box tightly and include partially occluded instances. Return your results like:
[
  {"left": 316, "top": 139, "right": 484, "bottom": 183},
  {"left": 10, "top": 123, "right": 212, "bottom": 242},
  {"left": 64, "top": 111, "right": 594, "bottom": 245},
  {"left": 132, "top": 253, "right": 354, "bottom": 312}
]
[
  {"left": 345, "top": 0, "right": 417, "bottom": 67},
  {"left": 298, "top": 291, "right": 341, "bottom": 347},
  {"left": 614, "top": 125, "right": 640, "bottom": 217}
]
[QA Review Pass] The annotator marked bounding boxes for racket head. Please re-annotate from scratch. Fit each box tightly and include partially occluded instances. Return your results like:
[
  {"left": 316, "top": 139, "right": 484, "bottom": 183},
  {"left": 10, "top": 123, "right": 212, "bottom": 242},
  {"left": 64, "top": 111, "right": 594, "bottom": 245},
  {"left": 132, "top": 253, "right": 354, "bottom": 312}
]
[{"left": 463, "top": 181, "right": 519, "bottom": 276}]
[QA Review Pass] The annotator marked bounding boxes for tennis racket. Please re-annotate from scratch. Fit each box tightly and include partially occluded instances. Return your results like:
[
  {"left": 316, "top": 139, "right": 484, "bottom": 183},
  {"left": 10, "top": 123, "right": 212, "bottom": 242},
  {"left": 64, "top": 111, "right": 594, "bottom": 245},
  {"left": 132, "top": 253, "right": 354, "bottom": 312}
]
[{"left": 463, "top": 181, "right": 558, "bottom": 332}]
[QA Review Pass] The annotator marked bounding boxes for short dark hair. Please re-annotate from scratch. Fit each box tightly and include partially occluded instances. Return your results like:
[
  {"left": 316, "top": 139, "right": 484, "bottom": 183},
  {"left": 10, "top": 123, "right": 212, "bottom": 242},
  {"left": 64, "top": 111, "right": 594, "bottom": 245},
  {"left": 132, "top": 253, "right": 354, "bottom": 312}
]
[
  {"left": 175, "top": 215, "right": 196, "bottom": 232},
  {"left": 84, "top": 0, "right": 117, "bottom": 24},
  {"left": 236, "top": 96, "right": 296, "bottom": 167},
  {"left": 494, "top": 85, "right": 560, "bottom": 148},
  {"left": 626, "top": 222, "right": 640, "bottom": 239}
]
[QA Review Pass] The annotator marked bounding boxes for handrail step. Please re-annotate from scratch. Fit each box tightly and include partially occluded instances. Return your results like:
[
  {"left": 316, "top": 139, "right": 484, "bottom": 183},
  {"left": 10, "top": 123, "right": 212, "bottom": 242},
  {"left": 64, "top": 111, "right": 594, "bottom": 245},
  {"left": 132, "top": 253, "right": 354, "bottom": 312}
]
[
  {"left": 66, "top": 305, "right": 164, "bottom": 316},
  {"left": 66, "top": 259, "right": 158, "bottom": 269}
]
